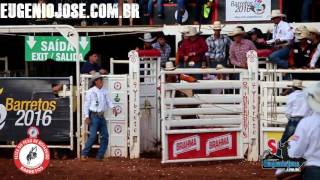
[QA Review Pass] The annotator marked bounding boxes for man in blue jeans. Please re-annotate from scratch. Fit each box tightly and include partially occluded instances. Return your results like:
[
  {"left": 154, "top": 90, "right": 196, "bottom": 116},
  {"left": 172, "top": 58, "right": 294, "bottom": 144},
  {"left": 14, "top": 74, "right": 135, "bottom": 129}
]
[
  {"left": 81, "top": 74, "right": 117, "bottom": 161},
  {"left": 267, "top": 10, "right": 294, "bottom": 69}
]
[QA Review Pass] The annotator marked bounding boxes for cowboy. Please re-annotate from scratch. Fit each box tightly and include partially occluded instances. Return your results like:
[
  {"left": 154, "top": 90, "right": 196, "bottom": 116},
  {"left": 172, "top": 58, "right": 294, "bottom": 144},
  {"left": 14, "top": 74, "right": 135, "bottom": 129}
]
[
  {"left": 81, "top": 74, "right": 117, "bottom": 161},
  {"left": 229, "top": 27, "right": 257, "bottom": 69},
  {"left": 288, "top": 82, "right": 320, "bottom": 179},
  {"left": 178, "top": 26, "right": 208, "bottom": 79},
  {"left": 152, "top": 33, "right": 171, "bottom": 68},
  {"left": 205, "top": 21, "right": 232, "bottom": 68},
  {"left": 138, "top": 32, "right": 156, "bottom": 50},
  {"left": 267, "top": 9, "right": 294, "bottom": 69},
  {"left": 308, "top": 27, "right": 320, "bottom": 49},
  {"left": 288, "top": 30, "right": 313, "bottom": 79},
  {"left": 81, "top": 50, "right": 107, "bottom": 75}
]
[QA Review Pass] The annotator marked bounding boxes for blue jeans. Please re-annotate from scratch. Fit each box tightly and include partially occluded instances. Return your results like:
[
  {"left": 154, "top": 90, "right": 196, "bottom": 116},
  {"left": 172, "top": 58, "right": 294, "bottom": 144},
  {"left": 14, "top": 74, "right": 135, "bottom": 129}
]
[
  {"left": 176, "top": 0, "right": 185, "bottom": 24},
  {"left": 276, "top": 116, "right": 303, "bottom": 158},
  {"left": 303, "top": 166, "right": 320, "bottom": 180},
  {"left": 147, "top": 0, "right": 164, "bottom": 16},
  {"left": 81, "top": 114, "right": 109, "bottom": 159},
  {"left": 268, "top": 47, "right": 290, "bottom": 69},
  {"left": 301, "top": 0, "right": 312, "bottom": 22}
]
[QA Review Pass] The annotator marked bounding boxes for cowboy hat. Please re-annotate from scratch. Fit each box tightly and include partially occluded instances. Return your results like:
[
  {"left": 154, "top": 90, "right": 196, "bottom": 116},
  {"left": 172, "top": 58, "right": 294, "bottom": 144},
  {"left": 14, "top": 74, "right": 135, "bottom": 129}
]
[
  {"left": 164, "top": 61, "right": 176, "bottom": 71},
  {"left": 90, "top": 73, "right": 102, "bottom": 87},
  {"left": 84, "top": 50, "right": 98, "bottom": 61},
  {"left": 295, "top": 30, "right": 310, "bottom": 40},
  {"left": 294, "top": 25, "right": 308, "bottom": 35},
  {"left": 228, "top": 27, "right": 245, "bottom": 36},
  {"left": 305, "top": 82, "right": 320, "bottom": 113},
  {"left": 271, "top": 9, "right": 286, "bottom": 19},
  {"left": 308, "top": 27, "right": 320, "bottom": 35},
  {"left": 139, "top": 33, "right": 157, "bottom": 43},
  {"left": 287, "top": 79, "right": 304, "bottom": 89},
  {"left": 212, "top": 21, "right": 224, "bottom": 30},
  {"left": 184, "top": 26, "right": 202, "bottom": 37}
]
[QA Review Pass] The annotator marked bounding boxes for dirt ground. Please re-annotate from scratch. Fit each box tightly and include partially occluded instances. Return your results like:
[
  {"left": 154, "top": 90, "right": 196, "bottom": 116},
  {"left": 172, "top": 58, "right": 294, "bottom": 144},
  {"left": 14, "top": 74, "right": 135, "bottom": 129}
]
[{"left": 0, "top": 157, "right": 275, "bottom": 180}]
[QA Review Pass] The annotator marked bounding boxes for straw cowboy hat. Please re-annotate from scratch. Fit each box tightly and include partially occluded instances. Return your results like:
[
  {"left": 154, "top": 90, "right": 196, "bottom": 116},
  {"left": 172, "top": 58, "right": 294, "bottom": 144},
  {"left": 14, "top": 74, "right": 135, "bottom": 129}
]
[
  {"left": 295, "top": 30, "right": 310, "bottom": 40},
  {"left": 287, "top": 79, "right": 304, "bottom": 89},
  {"left": 228, "top": 27, "right": 245, "bottom": 36},
  {"left": 308, "top": 27, "right": 320, "bottom": 35},
  {"left": 212, "top": 21, "right": 225, "bottom": 30},
  {"left": 305, "top": 82, "right": 320, "bottom": 113},
  {"left": 294, "top": 25, "right": 308, "bottom": 35},
  {"left": 271, "top": 9, "right": 286, "bottom": 19},
  {"left": 90, "top": 73, "right": 102, "bottom": 87},
  {"left": 184, "top": 26, "right": 202, "bottom": 37},
  {"left": 164, "top": 61, "right": 176, "bottom": 71},
  {"left": 139, "top": 33, "right": 157, "bottom": 43}
]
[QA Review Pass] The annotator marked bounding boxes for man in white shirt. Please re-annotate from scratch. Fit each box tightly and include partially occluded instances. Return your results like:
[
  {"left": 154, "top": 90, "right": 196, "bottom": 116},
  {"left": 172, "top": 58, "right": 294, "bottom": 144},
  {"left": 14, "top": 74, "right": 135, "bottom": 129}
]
[
  {"left": 268, "top": 10, "right": 294, "bottom": 69},
  {"left": 81, "top": 74, "right": 117, "bottom": 161},
  {"left": 289, "top": 82, "right": 320, "bottom": 179},
  {"left": 276, "top": 80, "right": 312, "bottom": 159}
]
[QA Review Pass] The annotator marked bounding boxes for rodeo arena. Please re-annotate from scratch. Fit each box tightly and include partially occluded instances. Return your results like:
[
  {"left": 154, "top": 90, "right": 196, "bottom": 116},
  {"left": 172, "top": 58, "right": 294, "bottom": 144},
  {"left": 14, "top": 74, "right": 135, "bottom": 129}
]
[{"left": 1, "top": 0, "right": 320, "bottom": 179}]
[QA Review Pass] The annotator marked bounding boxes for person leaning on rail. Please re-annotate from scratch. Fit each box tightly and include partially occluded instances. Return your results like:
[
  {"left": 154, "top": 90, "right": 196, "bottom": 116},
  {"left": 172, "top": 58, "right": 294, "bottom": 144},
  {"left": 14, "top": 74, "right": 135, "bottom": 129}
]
[
  {"left": 288, "top": 82, "right": 320, "bottom": 179},
  {"left": 81, "top": 73, "right": 117, "bottom": 161},
  {"left": 81, "top": 50, "right": 108, "bottom": 75}
]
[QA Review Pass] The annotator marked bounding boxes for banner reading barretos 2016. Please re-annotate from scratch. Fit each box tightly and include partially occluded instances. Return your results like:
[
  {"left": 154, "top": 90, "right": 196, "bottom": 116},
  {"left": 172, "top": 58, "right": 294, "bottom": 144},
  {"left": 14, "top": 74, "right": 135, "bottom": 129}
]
[
  {"left": 226, "top": 0, "right": 271, "bottom": 21},
  {"left": 0, "top": 3, "right": 139, "bottom": 19}
]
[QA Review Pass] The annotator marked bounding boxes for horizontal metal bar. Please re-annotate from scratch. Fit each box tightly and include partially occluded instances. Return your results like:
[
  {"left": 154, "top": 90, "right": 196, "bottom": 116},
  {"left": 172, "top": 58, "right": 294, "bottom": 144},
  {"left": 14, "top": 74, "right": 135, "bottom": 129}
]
[
  {"left": 259, "top": 69, "right": 320, "bottom": 73},
  {"left": 164, "top": 95, "right": 241, "bottom": 105},
  {"left": 168, "top": 106, "right": 241, "bottom": 115},
  {"left": 261, "top": 127, "right": 285, "bottom": 132},
  {"left": 165, "top": 118, "right": 241, "bottom": 127},
  {"left": 162, "top": 68, "right": 247, "bottom": 74},
  {"left": 165, "top": 81, "right": 242, "bottom": 90},
  {"left": 165, "top": 128, "right": 241, "bottom": 134},
  {"left": 0, "top": 145, "right": 72, "bottom": 149}
]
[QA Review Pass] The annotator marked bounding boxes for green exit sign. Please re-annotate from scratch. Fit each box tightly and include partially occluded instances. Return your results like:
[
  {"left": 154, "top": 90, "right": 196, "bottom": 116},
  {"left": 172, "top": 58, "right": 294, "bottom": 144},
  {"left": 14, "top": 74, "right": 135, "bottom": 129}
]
[{"left": 25, "top": 36, "right": 90, "bottom": 62}]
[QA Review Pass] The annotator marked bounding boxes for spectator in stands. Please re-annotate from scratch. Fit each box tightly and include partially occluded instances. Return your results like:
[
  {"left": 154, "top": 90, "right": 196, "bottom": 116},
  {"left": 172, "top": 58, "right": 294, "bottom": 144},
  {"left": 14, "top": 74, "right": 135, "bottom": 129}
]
[
  {"left": 288, "top": 31, "right": 312, "bottom": 80},
  {"left": 301, "top": 0, "right": 312, "bottom": 22},
  {"left": 178, "top": 26, "right": 208, "bottom": 79},
  {"left": 138, "top": 33, "right": 157, "bottom": 50},
  {"left": 288, "top": 82, "right": 320, "bottom": 180},
  {"left": 247, "top": 28, "right": 268, "bottom": 49},
  {"left": 81, "top": 50, "right": 107, "bottom": 74},
  {"left": 147, "top": 0, "right": 164, "bottom": 18},
  {"left": 309, "top": 27, "right": 320, "bottom": 49},
  {"left": 152, "top": 33, "right": 171, "bottom": 67},
  {"left": 139, "top": 0, "right": 150, "bottom": 24},
  {"left": 310, "top": 43, "right": 320, "bottom": 69},
  {"left": 205, "top": 21, "right": 232, "bottom": 68},
  {"left": 267, "top": 10, "right": 294, "bottom": 69},
  {"left": 229, "top": 27, "right": 257, "bottom": 69},
  {"left": 176, "top": 0, "right": 213, "bottom": 24}
]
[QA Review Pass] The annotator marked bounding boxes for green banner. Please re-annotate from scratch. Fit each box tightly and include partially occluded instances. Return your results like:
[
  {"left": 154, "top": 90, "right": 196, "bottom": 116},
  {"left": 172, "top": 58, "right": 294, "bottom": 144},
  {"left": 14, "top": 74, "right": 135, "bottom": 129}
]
[{"left": 25, "top": 36, "right": 90, "bottom": 62}]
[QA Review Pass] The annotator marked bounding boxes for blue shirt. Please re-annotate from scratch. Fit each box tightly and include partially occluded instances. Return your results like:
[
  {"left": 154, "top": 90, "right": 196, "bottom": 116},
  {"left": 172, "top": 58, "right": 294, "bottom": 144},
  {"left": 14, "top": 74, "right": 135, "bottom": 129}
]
[
  {"left": 81, "top": 62, "right": 102, "bottom": 74},
  {"left": 152, "top": 42, "right": 171, "bottom": 63}
]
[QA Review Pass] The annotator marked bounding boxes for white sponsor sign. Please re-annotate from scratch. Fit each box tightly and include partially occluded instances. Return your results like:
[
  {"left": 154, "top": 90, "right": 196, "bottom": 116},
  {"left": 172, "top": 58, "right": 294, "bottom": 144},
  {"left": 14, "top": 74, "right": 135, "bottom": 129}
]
[
  {"left": 206, "top": 134, "right": 232, "bottom": 156},
  {"left": 226, "top": 0, "right": 271, "bottom": 21},
  {"left": 173, "top": 135, "right": 200, "bottom": 157}
]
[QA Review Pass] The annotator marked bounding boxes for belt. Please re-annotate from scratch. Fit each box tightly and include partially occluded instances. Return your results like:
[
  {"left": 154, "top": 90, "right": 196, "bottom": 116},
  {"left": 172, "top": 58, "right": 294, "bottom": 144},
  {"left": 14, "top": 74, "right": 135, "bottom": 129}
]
[{"left": 90, "top": 111, "right": 105, "bottom": 117}]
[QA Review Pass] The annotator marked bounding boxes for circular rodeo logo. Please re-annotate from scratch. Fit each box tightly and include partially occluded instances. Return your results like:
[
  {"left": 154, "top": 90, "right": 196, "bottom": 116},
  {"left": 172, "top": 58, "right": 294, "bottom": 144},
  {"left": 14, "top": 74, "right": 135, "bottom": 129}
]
[{"left": 13, "top": 126, "right": 50, "bottom": 175}]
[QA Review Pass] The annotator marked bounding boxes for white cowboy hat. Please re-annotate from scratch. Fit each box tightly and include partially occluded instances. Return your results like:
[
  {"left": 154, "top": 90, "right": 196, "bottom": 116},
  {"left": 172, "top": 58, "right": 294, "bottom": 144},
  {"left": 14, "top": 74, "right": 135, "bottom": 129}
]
[
  {"left": 287, "top": 79, "right": 304, "bottom": 89},
  {"left": 228, "top": 27, "right": 245, "bottom": 36},
  {"left": 216, "top": 64, "right": 224, "bottom": 70},
  {"left": 294, "top": 25, "right": 308, "bottom": 35},
  {"left": 308, "top": 27, "right": 320, "bottom": 35},
  {"left": 90, "top": 73, "right": 102, "bottom": 87},
  {"left": 271, "top": 9, "right": 286, "bottom": 19},
  {"left": 184, "top": 27, "right": 202, "bottom": 37},
  {"left": 295, "top": 30, "right": 310, "bottom": 40},
  {"left": 164, "top": 61, "right": 176, "bottom": 71},
  {"left": 305, "top": 82, "right": 320, "bottom": 113},
  {"left": 212, "top": 21, "right": 225, "bottom": 30},
  {"left": 139, "top": 33, "right": 157, "bottom": 43}
]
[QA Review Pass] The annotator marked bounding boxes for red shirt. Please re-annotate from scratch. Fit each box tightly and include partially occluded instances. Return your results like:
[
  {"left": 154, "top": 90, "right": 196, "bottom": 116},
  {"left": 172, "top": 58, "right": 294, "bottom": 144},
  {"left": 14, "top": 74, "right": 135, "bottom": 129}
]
[{"left": 178, "top": 37, "right": 208, "bottom": 62}]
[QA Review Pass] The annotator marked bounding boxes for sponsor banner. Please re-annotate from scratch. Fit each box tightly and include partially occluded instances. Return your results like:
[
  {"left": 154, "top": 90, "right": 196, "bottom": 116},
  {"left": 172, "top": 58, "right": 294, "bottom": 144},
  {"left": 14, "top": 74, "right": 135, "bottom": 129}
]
[
  {"left": 110, "top": 146, "right": 127, "bottom": 158},
  {"left": 263, "top": 131, "right": 283, "bottom": 154},
  {"left": 168, "top": 132, "right": 238, "bottom": 160},
  {"left": 226, "top": 0, "right": 271, "bottom": 21},
  {"left": 0, "top": 78, "right": 71, "bottom": 142}
]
